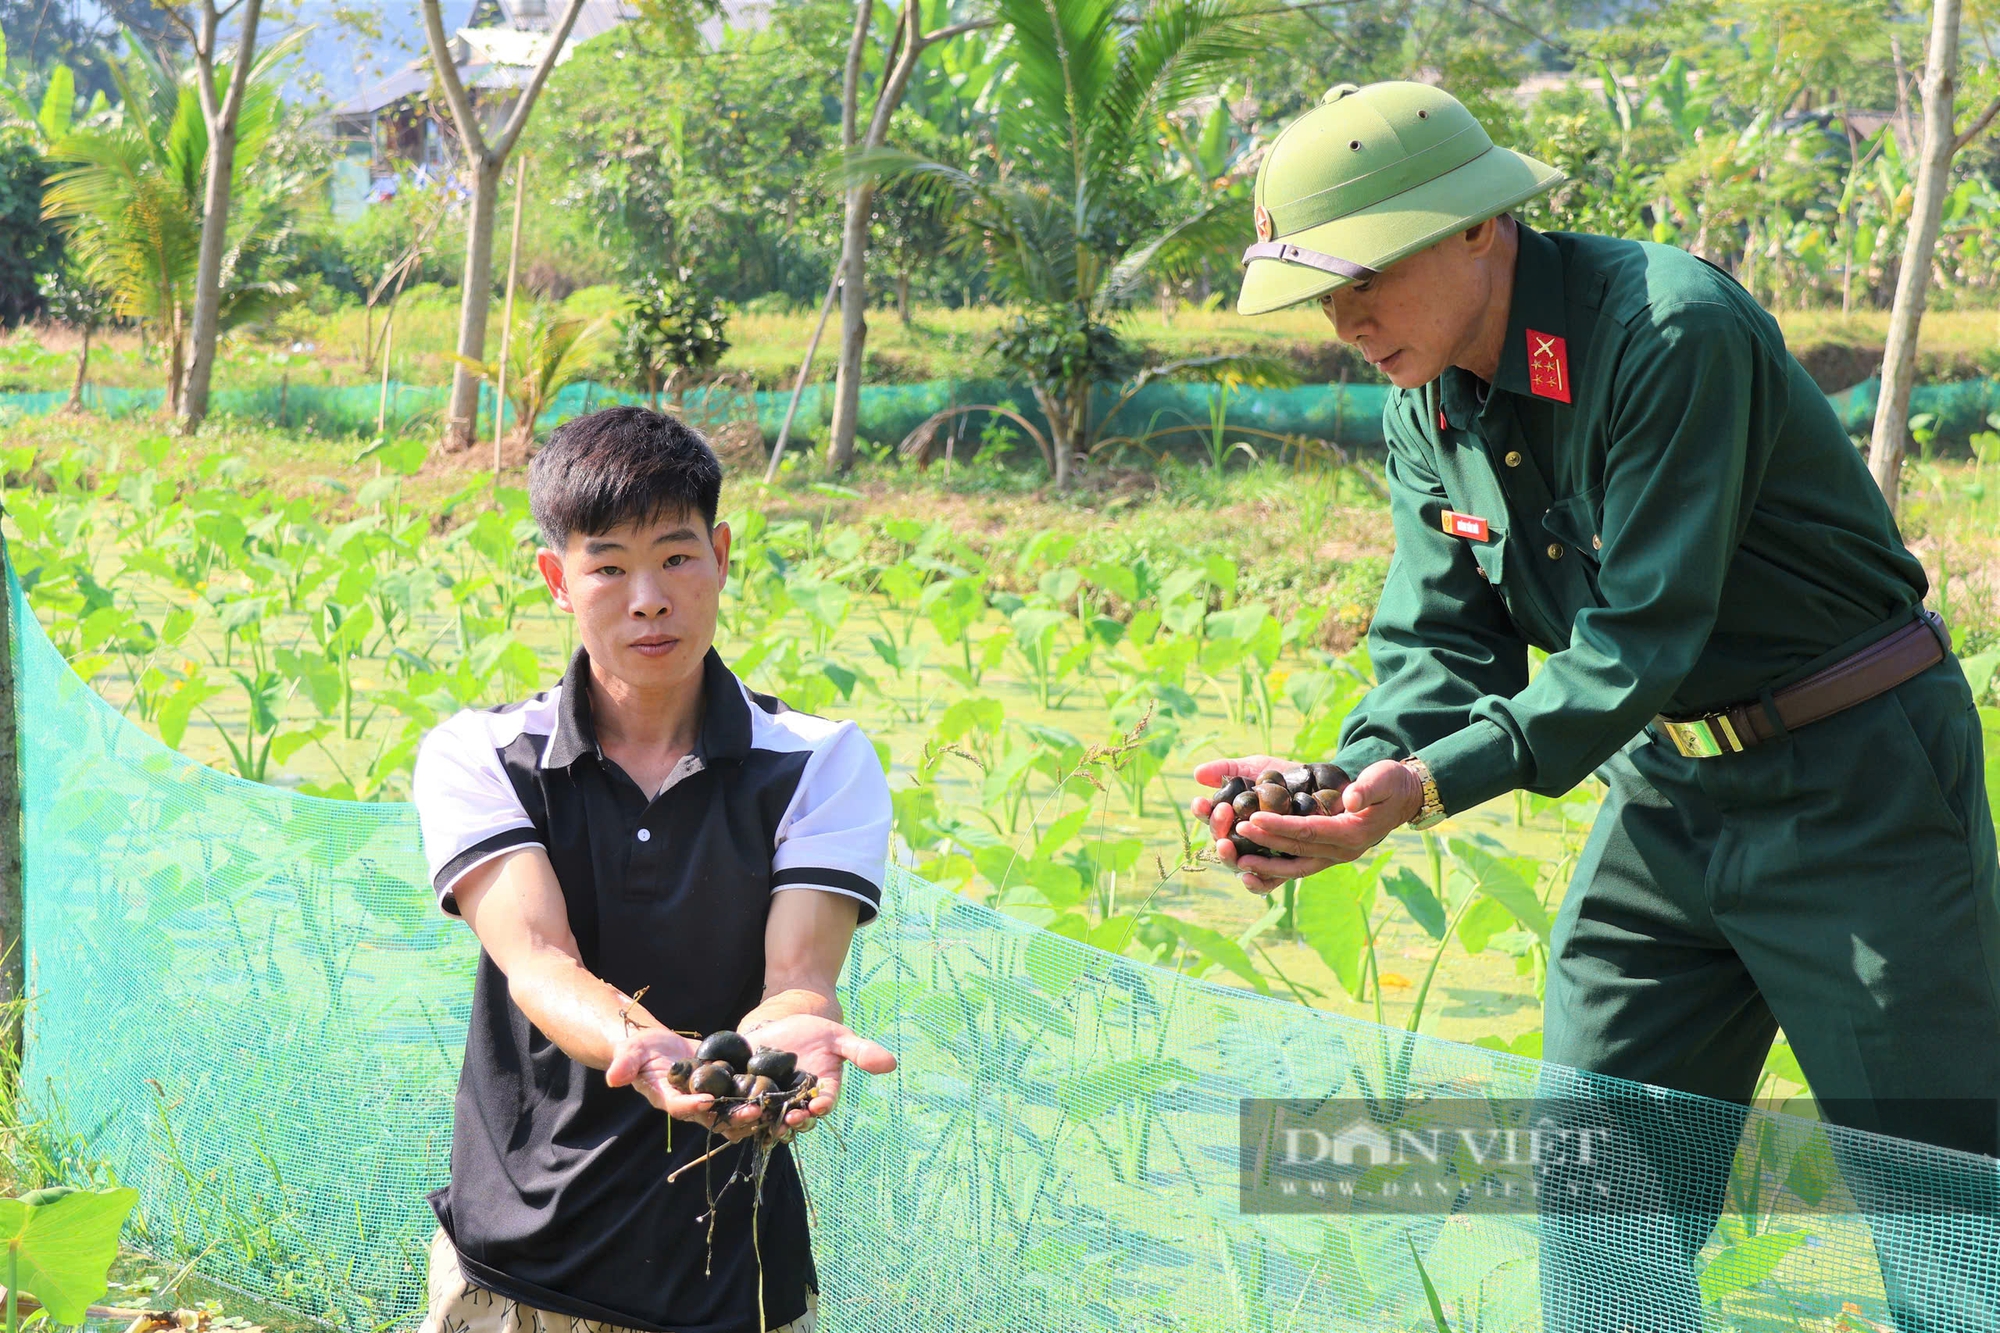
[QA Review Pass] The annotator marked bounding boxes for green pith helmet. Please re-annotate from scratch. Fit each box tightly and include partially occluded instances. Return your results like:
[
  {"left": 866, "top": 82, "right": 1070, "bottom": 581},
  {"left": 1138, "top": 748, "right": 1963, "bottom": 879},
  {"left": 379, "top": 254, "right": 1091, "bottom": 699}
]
[{"left": 1237, "top": 81, "right": 1563, "bottom": 316}]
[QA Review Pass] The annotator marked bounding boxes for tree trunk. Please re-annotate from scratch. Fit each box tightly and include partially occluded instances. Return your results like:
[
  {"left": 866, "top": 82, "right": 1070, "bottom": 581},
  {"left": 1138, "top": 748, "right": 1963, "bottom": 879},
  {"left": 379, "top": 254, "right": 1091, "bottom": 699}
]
[
  {"left": 180, "top": 0, "right": 265, "bottom": 435},
  {"left": 827, "top": 182, "right": 873, "bottom": 472},
  {"left": 65, "top": 329, "right": 89, "bottom": 413},
  {"left": 896, "top": 268, "right": 910, "bottom": 326},
  {"left": 1869, "top": 0, "right": 1962, "bottom": 515},
  {"left": 445, "top": 155, "right": 504, "bottom": 452},
  {"left": 164, "top": 313, "right": 185, "bottom": 420}
]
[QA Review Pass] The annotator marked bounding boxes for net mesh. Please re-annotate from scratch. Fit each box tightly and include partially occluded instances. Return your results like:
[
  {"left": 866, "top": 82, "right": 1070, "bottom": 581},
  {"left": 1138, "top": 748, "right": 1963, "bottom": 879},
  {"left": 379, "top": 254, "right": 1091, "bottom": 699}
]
[
  {"left": 14, "top": 565, "right": 2000, "bottom": 1333},
  {"left": 4, "top": 374, "right": 1998, "bottom": 456}
]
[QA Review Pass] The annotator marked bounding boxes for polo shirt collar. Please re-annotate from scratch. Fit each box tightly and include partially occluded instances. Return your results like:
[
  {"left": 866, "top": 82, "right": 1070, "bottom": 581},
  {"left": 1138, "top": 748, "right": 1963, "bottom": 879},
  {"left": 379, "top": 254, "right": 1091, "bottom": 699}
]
[
  {"left": 1440, "top": 223, "right": 1566, "bottom": 424},
  {"left": 540, "top": 644, "right": 751, "bottom": 770}
]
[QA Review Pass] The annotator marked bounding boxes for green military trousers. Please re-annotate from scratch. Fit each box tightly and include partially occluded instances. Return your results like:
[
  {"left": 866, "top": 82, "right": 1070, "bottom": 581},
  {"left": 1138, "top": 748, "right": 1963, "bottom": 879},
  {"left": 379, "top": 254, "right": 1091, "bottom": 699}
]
[{"left": 1533, "top": 650, "right": 2000, "bottom": 1332}]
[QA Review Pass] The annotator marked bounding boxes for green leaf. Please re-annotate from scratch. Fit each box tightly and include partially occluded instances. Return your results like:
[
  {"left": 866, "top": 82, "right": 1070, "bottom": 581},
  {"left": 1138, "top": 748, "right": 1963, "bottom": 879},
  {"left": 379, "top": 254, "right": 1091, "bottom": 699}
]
[
  {"left": 156, "top": 673, "right": 224, "bottom": 750},
  {"left": 1696, "top": 1231, "right": 1804, "bottom": 1303},
  {"left": 1455, "top": 896, "right": 1514, "bottom": 955},
  {"left": 1406, "top": 1234, "right": 1456, "bottom": 1333},
  {"left": 1449, "top": 839, "right": 1551, "bottom": 943},
  {"left": 0, "top": 1186, "right": 139, "bottom": 1323},
  {"left": 1165, "top": 917, "right": 1270, "bottom": 995},
  {"left": 1383, "top": 866, "right": 1446, "bottom": 939},
  {"left": 1056, "top": 1058, "right": 1196, "bottom": 1122},
  {"left": 1296, "top": 858, "right": 1383, "bottom": 998},
  {"left": 37, "top": 65, "right": 73, "bottom": 141},
  {"left": 1033, "top": 808, "right": 1090, "bottom": 861},
  {"left": 935, "top": 694, "right": 1004, "bottom": 742}
]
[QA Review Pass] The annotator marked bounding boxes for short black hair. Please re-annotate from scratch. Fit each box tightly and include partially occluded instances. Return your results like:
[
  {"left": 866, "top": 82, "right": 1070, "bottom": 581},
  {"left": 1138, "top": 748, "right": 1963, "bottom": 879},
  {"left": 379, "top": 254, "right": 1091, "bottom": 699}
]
[{"left": 528, "top": 406, "right": 723, "bottom": 553}]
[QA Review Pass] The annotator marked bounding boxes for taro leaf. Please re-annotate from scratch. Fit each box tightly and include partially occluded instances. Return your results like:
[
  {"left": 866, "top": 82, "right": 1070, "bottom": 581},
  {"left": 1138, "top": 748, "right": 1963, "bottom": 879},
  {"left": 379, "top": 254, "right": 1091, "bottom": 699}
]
[
  {"left": 936, "top": 694, "right": 1004, "bottom": 742},
  {"left": 1383, "top": 866, "right": 1446, "bottom": 940},
  {"left": 1161, "top": 917, "right": 1269, "bottom": 995},
  {"left": 1082, "top": 560, "right": 1138, "bottom": 604},
  {"left": 1448, "top": 838, "right": 1551, "bottom": 943},
  {"left": 1056, "top": 1057, "right": 1196, "bottom": 1122},
  {"left": 1039, "top": 567, "right": 1081, "bottom": 604},
  {"left": 1472, "top": 1030, "right": 1543, "bottom": 1059},
  {"left": 269, "top": 723, "right": 331, "bottom": 766},
  {"left": 1455, "top": 896, "right": 1514, "bottom": 956},
  {"left": 1033, "top": 808, "right": 1091, "bottom": 861},
  {"left": 0, "top": 1186, "right": 139, "bottom": 1324},
  {"left": 1201, "top": 552, "right": 1238, "bottom": 595},
  {"left": 1695, "top": 1231, "right": 1804, "bottom": 1304},
  {"left": 1297, "top": 858, "right": 1383, "bottom": 999},
  {"left": 156, "top": 672, "right": 224, "bottom": 750},
  {"left": 1087, "top": 913, "right": 1139, "bottom": 955},
  {"left": 1025, "top": 930, "right": 1086, "bottom": 998}
]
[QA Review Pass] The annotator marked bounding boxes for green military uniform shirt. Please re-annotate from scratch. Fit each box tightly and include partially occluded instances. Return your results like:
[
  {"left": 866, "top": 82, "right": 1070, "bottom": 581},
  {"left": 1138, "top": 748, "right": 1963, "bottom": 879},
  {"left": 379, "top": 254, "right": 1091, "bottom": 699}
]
[{"left": 1331, "top": 223, "right": 1930, "bottom": 813}]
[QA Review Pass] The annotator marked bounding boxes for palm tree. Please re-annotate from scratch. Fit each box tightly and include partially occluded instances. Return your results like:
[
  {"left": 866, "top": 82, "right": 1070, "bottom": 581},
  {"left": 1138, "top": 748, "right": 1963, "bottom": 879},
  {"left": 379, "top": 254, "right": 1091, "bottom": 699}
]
[
  {"left": 460, "top": 305, "right": 607, "bottom": 448},
  {"left": 40, "top": 38, "right": 294, "bottom": 420},
  {"left": 868, "top": 0, "right": 1263, "bottom": 488}
]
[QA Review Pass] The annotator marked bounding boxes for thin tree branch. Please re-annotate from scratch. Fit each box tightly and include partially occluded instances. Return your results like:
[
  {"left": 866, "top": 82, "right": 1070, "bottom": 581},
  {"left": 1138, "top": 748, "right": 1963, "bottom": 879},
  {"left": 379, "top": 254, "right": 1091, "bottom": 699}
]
[
  {"left": 1954, "top": 93, "right": 2000, "bottom": 154},
  {"left": 419, "top": 0, "right": 487, "bottom": 163},
  {"left": 915, "top": 18, "right": 994, "bottom": 49},
  {"left": 840, "top": 0, "right": 870, "bottom": 154},
  {"left": 493, "top": 0, "right": 589, "bottom": 160},
  {"left": 1460, "top": 0, "right": 1567, "bottom": 54},
  {"left": 216, "top": 0, "right": 264, "bottom": 130}
]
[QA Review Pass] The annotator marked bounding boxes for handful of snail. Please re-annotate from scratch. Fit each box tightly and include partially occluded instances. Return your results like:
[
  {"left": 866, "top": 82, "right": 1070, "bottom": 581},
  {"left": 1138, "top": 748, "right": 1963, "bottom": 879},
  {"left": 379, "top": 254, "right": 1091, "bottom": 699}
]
[
  {"left": 666, "top": 1029, "right": 820, "bottom": 1135},
  {"left": 1210, "top": 763, "right": 1345, "bottom": 862}
]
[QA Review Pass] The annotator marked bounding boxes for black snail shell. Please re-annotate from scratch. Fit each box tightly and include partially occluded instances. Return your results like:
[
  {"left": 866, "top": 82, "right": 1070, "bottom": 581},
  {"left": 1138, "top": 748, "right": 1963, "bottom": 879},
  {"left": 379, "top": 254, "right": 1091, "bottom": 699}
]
[
  {"left": 789, "top": 1068, "right": 818, "bottom": 1093},
  {"left": 744, "top": 1074, "right": 779, "bottom": 1102},
  {"left": 1215, "top": 776, "right": 1249, "bottom": 804},
  {"left": 1255, "top": 782, "right": 1291, "bottom": 813},
  {"left": 690, "top": 1061, "right": 736, "bottom": 1098},
  {"left": 665, "top": 1059, "right": 694, "bottom": 1093},
  {"left": 1256, "top": 768, "right": 1286, "bottom": 787},
  {"left": 1312, "top": 788, "right": 1343, "bottom": 816},
  {"left": 1231, "top": 789, "right": 1260, "bottom": 819},
  {"left": 1310, "top": 762, "right": 1343, "bottom": 791},
  {"left": 1290, "top": 791, "right": 1316, "bottom": 817},
  {"left": 732, "top": 1073, "right": 761, "bottom": 1100},
  {"left": 746, "top": 1047, "right": 797, "bottom": 1085},
  {"left": 1282, "top": 767, "right": 1315, "bottom": 795},
  {"left": 697, "top": 1029, "right": 753, "bottom": 1071}
]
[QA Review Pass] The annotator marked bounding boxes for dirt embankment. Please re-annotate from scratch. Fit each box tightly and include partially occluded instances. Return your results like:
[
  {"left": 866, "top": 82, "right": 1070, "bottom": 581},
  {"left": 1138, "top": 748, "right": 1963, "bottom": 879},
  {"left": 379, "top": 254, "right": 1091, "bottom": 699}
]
[{"left": 1789, "top": 340, "right": 2000, "bottom": 393}]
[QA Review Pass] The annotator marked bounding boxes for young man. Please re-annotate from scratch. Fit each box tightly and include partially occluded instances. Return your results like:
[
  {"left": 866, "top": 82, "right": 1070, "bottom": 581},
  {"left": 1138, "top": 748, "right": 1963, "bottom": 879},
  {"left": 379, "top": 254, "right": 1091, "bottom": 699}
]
[
  {"left": 1195, "top": 82, "right": 1999, "bottom": 1329},
  {"left": 412, "top": 406, "right": 896, "bottom": 1333}
]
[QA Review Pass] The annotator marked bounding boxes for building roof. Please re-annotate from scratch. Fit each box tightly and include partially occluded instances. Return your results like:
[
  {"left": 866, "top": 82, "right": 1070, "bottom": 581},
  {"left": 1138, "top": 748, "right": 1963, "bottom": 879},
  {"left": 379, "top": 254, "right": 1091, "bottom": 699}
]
[{"left": 332, "top": 0, "right": 633, "bottom": 118}]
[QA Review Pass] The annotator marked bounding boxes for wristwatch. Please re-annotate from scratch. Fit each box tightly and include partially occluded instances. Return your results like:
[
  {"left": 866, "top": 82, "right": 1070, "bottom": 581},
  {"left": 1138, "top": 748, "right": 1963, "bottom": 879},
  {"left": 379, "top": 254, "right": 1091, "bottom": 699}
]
[{"left": 1401, "top": 756, "right": 1446, "bottom": 830}]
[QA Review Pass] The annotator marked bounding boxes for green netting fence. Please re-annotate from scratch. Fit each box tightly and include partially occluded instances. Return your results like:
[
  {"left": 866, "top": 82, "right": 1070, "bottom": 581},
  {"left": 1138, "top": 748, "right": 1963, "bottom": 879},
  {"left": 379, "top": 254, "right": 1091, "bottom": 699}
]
[
  {"left": 4, "top": 375, "right": 1998, "bottom": 456},
  {"left": 12, "top": 559, "right": 2000, "bottom": 1333}
]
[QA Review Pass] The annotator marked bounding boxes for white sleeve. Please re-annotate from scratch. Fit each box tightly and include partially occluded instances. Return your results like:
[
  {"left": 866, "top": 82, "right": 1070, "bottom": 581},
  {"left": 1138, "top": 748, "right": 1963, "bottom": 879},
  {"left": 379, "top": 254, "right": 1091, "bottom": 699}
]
[
  {"left": 770, "top": 722, "right": 891, "bottom": 925},
  {"left": 411, "top": 713, "right": 544, "bottom": 915}
]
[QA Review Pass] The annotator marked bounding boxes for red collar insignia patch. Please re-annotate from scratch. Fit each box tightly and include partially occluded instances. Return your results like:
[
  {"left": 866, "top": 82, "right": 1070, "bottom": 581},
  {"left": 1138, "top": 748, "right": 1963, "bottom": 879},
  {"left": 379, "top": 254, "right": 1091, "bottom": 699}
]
[
  {"left": 1440, "top": 509, "right": 1490, "bottom": 541},
  {"left": 1526, "top": 329, "right": 1572, "bottom": 404}
]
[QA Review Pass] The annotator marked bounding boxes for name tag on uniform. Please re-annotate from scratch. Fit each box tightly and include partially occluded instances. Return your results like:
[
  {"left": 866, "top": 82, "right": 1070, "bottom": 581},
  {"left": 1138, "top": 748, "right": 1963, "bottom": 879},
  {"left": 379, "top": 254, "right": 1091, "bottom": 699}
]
[{"left": 1440, "top": 510, "right": 1490, "bottom": 541}]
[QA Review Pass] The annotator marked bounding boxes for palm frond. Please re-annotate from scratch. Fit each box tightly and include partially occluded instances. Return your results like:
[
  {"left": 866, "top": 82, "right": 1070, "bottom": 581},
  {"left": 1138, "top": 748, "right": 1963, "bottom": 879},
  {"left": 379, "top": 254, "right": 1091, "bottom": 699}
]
[
  {"left": 1086, "top": 0, "right": 1260, "bottom": 189},
  {"left": 1098, "top": 193, "right": 1246, "bottom": 310}
]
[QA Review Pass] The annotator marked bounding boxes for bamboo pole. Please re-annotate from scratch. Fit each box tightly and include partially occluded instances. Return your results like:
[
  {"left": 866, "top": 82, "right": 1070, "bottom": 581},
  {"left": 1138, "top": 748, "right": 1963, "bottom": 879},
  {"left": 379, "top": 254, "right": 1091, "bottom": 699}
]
[
  {"left": 375, "top": 314, "right": 396, "bottom": 444},
  {"left": 495, "top": 154, "right": 529, "bottom": 499},
  {"left": 0, "top": 528, "right": 21, "bottom": 1088},
  {"left": 764, "top": 264, "right": 842, "bottom": 486}
]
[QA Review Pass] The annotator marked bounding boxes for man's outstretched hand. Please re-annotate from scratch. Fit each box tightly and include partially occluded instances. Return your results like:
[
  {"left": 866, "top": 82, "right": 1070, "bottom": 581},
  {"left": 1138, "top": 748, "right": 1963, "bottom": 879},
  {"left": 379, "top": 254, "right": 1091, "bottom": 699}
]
[
  {"left": 737, "top": 1013, "right": 897, "bottom": 1134},
  {"left": 604, "top": 1027, "right": 772, "bottom": 1142},
  {"left": 1190, "top": 755, "right": 1423, "bottom": 893}
]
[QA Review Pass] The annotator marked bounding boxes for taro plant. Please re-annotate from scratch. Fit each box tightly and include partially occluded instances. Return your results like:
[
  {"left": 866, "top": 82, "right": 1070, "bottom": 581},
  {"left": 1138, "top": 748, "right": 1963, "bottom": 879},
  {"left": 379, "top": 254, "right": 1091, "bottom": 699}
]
[{"left": 0, "top": 1185, "right": 139, "bottom": 1333}]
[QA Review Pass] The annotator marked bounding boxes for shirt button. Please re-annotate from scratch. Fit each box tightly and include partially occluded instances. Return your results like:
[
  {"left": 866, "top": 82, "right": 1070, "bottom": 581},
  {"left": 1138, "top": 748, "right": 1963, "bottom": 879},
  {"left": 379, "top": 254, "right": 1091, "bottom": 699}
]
[
  {"left": 1475, "top": 565, "right": 1488, "bottom": 580},
  {"left": 1591, "top": 534, "right": 1602, "bottom": 551},
  {"left": 636, "top": 828, "right": 652, "bottom": 843},
  {"left": 1504, "top": 451, "right": 1523, "bottom": 467},
  {"left": 1546, "top": 543, "right": 1565, "bottom": 560}
]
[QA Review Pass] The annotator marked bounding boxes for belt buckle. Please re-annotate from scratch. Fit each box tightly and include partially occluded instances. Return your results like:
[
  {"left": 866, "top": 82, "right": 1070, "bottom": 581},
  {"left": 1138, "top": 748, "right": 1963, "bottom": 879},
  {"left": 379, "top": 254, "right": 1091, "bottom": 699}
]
[{"left": 1659, "top": 713, "right": 1745, "bottom": 759}]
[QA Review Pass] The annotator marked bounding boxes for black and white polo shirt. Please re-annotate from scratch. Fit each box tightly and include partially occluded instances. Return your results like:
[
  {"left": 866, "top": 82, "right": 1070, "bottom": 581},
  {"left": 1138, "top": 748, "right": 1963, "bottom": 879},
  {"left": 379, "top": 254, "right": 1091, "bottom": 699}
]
[{"left": 411, "top": 645, "right": 889, "bottom": 1333}]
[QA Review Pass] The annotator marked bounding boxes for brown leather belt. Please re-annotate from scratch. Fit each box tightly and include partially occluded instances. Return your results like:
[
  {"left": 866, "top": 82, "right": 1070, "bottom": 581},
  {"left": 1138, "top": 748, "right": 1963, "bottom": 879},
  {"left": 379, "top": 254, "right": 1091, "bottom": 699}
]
[{"left": 1653, "top": 609, "right": 1948, "bottom": 759}]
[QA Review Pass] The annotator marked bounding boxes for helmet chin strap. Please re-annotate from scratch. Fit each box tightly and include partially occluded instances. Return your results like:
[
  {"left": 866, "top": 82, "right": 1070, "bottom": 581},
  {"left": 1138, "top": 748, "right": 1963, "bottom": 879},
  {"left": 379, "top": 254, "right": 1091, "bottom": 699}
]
[{"left": 1240, "top": 240, "right": 1379, "bottom": 282}]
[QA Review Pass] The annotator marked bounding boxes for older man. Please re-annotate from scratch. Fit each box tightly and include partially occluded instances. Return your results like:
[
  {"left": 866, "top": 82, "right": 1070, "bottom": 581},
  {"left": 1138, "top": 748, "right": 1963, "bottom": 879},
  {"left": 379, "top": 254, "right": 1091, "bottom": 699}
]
[{"left": 1194, "top": 81, "right": 1999, "bottom": 1330}]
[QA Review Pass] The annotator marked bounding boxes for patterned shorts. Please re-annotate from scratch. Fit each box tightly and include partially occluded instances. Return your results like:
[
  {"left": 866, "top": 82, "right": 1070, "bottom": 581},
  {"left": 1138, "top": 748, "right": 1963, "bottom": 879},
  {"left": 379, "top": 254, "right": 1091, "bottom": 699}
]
[{"left": 416, "top": 1228, "right": 817, "bottom": 1333}]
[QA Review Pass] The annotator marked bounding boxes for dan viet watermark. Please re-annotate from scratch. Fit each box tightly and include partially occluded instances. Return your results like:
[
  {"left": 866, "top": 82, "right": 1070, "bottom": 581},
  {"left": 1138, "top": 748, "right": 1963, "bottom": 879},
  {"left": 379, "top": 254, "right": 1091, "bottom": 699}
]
[{"left": 1237, "top": 1098, "right": 2000, "bottom": 1217}]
